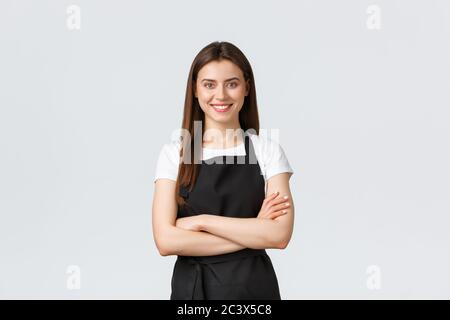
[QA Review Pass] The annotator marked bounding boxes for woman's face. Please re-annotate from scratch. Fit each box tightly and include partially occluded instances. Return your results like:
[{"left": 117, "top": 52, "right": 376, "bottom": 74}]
[{"left": 195, "top": 59, "right": 249, "bottom": 128}]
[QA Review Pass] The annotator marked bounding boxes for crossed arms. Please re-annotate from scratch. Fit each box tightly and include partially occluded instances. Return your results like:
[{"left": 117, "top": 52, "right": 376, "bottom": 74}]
[{"left": 152, "top": 173, "right": 294, "bottom": 256}]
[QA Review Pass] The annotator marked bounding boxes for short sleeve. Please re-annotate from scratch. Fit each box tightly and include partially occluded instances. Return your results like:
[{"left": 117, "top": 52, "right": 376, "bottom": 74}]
[
  {"left": 153, "top": 141, "right": 181, "bottom": 183},
  {"left": 260, "top": 136, "right": 294, "bottom": 181}
]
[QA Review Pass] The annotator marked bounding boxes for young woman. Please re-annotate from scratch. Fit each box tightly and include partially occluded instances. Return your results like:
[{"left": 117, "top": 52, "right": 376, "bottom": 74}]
[{"left": 152, "top": 41, "right": 294, "bottom": 300}]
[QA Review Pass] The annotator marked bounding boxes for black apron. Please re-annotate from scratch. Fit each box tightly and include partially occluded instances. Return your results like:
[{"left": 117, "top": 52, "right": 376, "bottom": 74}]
[{"left": 170, "top": 133, "right": 281, "bottom": 300}]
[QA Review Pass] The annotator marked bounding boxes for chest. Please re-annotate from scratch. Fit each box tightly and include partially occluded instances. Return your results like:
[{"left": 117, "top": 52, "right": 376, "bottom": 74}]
[{"left": 178, "top": 155, "right": 265, "bottom": 218}]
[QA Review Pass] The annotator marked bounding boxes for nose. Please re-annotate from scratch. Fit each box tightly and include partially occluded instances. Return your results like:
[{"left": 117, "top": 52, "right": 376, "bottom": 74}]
[{"left": 215, "top": 84, "right": 226, "bottom": 100}]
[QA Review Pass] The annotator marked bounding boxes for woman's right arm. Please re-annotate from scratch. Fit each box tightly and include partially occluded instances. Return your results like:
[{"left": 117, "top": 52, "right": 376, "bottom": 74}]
[{"left": 152, "top": 178, "right": 246, "bottom": 256}]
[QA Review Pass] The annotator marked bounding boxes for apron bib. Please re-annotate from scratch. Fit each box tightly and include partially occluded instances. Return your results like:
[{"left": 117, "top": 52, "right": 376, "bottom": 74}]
[{"left": 171, "top": 132, "right": 281, "bottom": 300}]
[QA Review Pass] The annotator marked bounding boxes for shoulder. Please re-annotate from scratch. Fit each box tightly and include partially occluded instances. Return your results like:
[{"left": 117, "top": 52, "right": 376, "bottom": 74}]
[
  {"left": 249, "top": 132, "right": 280, "bottom": 152},
  {"left": 154, "top": 139, "right": 182, "bottom": 183},
  {"left": 248, "top": 132, "right": 287, "bottom": 160},
  {"left": 160, "top": 139, "right": 182, "bottom": 162},
  {"left": 248, "top": 132, "right": 294, "bottom": 181}
]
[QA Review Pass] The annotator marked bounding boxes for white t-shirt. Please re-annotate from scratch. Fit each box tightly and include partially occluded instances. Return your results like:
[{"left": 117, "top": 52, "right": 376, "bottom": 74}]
[{"left": 153, "top": 133, "right": 294, "bottom": 183}]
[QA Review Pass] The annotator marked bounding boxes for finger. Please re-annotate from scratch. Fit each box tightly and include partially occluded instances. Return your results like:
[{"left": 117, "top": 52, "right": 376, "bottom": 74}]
[
  {"left": 269, "top": 202, "right": 290, "bottom": 215},
  {"left": 268, "top": 196, "right": 290, "bottom": 208},
  {"left": 262, "top": 191, "right": 279, "bottom": 206},
  {"left": 264, "top": 191, "right": 279, "bottom": 202},
  {"left": 259, "top": 211, "right": 272, "bottom": 219},
  {"left": 262, "top": 201, "right": 289, "bottom": 219},
  {"left": 260, "top": 205, "right": 281, "bottom": 219},
  {"left": 268, "top": 209, "right": 288, "bottom": 219}
]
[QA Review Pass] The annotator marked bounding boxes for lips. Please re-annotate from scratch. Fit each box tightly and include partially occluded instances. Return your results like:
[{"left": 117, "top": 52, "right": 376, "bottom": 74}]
[{"left": 210, "top": 103, "right": 233, "bottom": 113}]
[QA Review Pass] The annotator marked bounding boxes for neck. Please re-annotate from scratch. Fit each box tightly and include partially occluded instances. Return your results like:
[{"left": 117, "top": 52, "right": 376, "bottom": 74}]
[{"left": 203, "top": 118, "right": 244, "bottom": 148}]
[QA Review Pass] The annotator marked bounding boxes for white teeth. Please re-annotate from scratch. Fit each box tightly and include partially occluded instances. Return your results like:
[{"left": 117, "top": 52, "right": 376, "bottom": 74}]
[{"left": 211, "top": 104, "right": 231, "bottom": 109}]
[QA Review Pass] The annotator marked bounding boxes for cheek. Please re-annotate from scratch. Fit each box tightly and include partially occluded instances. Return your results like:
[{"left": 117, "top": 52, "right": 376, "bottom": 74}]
[
  {"left": 196, "top": 91, "right": 212, "bottom": 112},
  {"left": 197, "top": 88, "right": 212, "bottom": 102},
  {"left": 229, "top": 87, "right": 246, "bottom": 100}
]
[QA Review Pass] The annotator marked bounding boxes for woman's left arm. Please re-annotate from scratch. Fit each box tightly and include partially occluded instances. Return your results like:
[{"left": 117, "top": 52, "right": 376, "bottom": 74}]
[{"left": 177, "top": 173, "right": 294, "bottom": 249}]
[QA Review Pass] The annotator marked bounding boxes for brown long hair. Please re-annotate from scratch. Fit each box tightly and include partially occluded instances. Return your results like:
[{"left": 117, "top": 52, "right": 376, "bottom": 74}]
[{"left": 175, "top": 41, "right": 260, "bottom": 208}]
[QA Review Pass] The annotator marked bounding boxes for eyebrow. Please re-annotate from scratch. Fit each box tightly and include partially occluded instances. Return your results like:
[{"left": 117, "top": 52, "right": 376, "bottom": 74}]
[{"left": 201, "top": 77, "right": 240, "bottom": 82}]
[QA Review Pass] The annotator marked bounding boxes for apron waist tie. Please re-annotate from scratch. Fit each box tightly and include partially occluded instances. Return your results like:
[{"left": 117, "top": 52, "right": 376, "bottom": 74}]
[{"left": 177, "top": 248, "right": 267, "bottom": 300}]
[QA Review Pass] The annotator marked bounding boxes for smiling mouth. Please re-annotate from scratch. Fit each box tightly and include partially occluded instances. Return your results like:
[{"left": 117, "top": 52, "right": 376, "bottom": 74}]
[{"left": 210, "top": 104, "right": 233, "bottom": 112}]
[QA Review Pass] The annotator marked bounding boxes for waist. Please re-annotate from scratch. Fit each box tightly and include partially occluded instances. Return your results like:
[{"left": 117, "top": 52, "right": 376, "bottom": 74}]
[{"left": 177, "top": 248, "right": 267, "bottom": 264}]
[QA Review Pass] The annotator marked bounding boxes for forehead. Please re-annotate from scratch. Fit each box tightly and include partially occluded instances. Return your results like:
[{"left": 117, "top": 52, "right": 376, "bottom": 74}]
[{"left": 197, "top": 59, "right": 244, "bottom": 80}]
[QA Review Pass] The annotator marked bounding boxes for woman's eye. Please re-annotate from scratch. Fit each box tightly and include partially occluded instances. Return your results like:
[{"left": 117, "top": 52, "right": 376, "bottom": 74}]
[
  {"left": 227, "top": 82, "right": 238, "bottom": 88},
  {"left": 204, "top": 83, "right": 214, "bottom": 89}
]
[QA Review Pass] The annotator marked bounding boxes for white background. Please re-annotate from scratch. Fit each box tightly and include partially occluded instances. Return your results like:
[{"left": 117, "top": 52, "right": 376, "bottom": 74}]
[{"left": 1, "top": 0, "right": 449, "bottom": 299}]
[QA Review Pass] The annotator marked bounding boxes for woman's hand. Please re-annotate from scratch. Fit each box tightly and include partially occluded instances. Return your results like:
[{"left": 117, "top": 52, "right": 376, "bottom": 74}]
[
  {"left": 175, "top": 215, "right": 204, "bottom": 232},
  {"left": 257, "top": 191, "right": 290, "bottom": 220}
]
